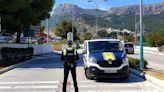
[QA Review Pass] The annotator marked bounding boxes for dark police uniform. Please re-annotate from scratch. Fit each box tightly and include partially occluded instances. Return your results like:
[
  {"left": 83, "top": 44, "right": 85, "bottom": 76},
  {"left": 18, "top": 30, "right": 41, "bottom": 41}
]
[{"left": 61, "top": 47, "right": 79, "bottom": 92}]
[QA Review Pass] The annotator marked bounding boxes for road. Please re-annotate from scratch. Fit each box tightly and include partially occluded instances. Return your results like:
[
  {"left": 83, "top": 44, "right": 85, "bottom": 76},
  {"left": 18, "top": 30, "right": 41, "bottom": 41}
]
[
  {"left": 128, "top": 49, "right": 164, "bottom": 70},
  {"left": 0, "top": 53, "right": 163, "bottom": 92}
]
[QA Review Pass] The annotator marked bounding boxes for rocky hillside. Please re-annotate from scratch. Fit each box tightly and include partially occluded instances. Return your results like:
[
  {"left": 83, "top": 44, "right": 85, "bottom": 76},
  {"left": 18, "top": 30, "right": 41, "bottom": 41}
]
[{"left": 47, "top": 2, "right": 164, "bottom": 32}]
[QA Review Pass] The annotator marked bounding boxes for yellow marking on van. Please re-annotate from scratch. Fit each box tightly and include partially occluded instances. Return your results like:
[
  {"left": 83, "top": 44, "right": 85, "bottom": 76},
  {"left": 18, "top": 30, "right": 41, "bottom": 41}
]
[{"left": 102, "top": 52, "right": 116, "bottom": 61}]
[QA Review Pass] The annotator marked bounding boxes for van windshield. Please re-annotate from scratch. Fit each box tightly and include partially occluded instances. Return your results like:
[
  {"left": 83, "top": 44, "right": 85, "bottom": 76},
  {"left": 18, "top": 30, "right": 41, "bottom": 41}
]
[
  {"left": 89, "top": 41, "right": 123, "bottom": 53},
  {"left": 125, "top": 44, "right": 133, "bottom": 47}
]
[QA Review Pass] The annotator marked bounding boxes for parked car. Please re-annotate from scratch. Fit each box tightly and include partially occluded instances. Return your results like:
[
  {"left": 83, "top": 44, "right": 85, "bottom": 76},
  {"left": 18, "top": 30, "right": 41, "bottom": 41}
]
[
  {"left": 0, "top": 36, "right": 13, "bottom": 43},
  {"left": 21, "top": 37, "right": 33, "bottom": 44},
  {"left": 83, "top": 39, "right": 130, "bottom": 79},
  {"left": 124, "top": 42, "right": 134, "bottom": 54}
]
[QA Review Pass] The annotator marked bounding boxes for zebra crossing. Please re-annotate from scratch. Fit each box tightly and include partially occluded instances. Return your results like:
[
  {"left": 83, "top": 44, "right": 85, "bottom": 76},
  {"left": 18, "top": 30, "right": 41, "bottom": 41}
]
[
  {"left": 0, "top": 80, "right": 162, "bottom": 92},
  {"left": 0, "top": 53, "right": 163, "bottom": 92}
]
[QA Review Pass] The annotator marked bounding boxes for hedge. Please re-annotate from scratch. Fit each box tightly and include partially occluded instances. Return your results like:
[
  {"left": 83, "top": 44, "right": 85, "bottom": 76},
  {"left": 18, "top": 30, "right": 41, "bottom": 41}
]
[
  {"left": 128, "top": 57, "right": 148, "bottom": 69},
  {"left": 0, "top": 47, "right": 34, "bottom": 66}
]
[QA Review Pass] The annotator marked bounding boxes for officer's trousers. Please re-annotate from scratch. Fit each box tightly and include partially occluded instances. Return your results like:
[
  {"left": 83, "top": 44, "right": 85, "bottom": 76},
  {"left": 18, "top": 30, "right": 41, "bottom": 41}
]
[{"left": 63, "top": 66, "right": 78, "bottom": 92}]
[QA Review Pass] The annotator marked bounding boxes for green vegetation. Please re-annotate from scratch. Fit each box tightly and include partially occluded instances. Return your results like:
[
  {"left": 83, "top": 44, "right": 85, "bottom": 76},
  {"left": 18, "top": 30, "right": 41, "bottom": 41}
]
[
  {"left": 49, "top": 12, "right": 164, "bottom": 33},
  {"left": 128, "top": 57, "right": 148, "bottom": 69},
  {"left": 80, "top": 33, "right": 93, "bottom": 42},
  {"left": 144, "top": 30, "right": 164, "bottom": 47},
  {"left": 54, "top": 20, "right": 79, "bottom": 41},
  {"left": 97, "top": 30, "right": 108, "bottom": 37},
  {"left": 0, "top": 0, "right": 54, "bottom": 43},
  {"left": 103, "top": 12, "right": 164, "bottom": 32}
]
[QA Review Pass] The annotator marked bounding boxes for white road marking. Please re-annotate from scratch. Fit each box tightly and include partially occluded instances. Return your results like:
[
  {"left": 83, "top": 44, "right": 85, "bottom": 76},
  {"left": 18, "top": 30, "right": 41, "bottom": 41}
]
[
  {"left": 0, "top": 86, "right": 11, "bottom": 89},
  {"left": 0, "top": 80, "right": 96, "bottom": 85},
  {"left": 71, "top": 90, "right": 161, "bottom": 92},
  {"left": 0, "top": 80, "right": 162, "bottom": 92},
  {"left": 0, "top": 81, "right": 60, "bottom": 84},
  {"left": 15, "top": 85, "right": 58, "bottom": 89}
]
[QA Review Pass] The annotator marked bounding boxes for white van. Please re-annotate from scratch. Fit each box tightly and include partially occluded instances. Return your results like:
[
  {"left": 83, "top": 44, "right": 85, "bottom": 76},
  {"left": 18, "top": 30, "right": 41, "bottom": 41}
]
[{"left": 83, "top": 39, "right": 130, "bottom": 79}]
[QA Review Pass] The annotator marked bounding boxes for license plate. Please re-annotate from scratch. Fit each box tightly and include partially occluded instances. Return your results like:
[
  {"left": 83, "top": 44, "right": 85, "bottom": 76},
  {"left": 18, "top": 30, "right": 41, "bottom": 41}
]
[{"left": 104, "top": 70, "right": 117, "bottom": 73}]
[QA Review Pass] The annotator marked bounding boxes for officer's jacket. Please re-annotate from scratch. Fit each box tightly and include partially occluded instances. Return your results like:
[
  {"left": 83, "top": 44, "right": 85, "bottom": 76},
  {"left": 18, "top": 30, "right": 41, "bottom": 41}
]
[{"left": 61, "top": 47, "right": 79, "bottom": 67}]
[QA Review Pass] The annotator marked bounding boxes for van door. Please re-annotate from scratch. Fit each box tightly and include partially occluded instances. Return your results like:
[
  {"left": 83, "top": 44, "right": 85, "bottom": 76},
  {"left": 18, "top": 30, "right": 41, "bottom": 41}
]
[{"left": 83, "top": 42, "right": 88, "bottom": 68}]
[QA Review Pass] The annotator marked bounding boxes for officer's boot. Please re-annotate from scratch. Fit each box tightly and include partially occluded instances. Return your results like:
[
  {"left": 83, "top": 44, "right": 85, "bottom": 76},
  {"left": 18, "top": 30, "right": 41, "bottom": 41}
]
[
  {"left": 75, "top": 86, "right": 78, "bottom": 92},
  {"left": 62, "top": 83, "right": 66, "bottom": 92}
]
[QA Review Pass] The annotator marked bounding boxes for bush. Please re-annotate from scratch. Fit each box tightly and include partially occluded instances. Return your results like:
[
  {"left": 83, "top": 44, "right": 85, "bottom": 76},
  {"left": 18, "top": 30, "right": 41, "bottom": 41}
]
[
  {"left": 128, "top": 57, "right": 148, "bottom": 69},
  {"left": 0, "top": 47, "right": 34, "bottom": 66},
  {"left": 54, "top": 44, "right": 62, "bottom": 51}
]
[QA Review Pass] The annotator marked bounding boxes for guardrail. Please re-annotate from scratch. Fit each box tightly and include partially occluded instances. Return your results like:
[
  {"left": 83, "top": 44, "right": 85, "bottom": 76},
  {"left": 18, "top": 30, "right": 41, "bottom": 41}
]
[
  {"left": 135, "top": 46, "right": 159, "bottom": 52},
  {"left": 135, "top": 46, "right": 164, "bottom": 55}
]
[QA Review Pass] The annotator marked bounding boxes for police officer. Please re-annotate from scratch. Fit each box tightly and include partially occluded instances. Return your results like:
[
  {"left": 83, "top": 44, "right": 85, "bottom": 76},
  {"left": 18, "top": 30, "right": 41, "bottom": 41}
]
[{"left": 61, "top": 40, "right": 79, "bottom": 92}]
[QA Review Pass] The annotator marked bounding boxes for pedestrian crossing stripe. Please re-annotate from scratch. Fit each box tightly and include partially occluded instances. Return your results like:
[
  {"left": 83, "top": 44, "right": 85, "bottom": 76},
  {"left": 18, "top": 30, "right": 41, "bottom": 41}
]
[
  {"left": 0, "top": 81, "right": 162, "bottom": 92},
  {"left": 0, "top": 80, "right": 94, "bottom": 84}
]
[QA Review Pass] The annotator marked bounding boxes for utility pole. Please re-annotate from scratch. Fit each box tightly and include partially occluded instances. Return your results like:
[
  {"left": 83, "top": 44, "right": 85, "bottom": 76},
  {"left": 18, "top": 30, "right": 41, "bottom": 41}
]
[
  {"left": 0, "top": 14, "right": 1, "bottom": 34},
  {"left": 135, "top": 12, "right": 137, "bottom": 47},
  {"left": 140, "top": 0, "right": 144, "bottom": 71},
  {"left": 71, "top": 4, "right": 74, "bottom": 40},
  {"left": 46, "top": 18, "right": 49, "bottom": 44}
]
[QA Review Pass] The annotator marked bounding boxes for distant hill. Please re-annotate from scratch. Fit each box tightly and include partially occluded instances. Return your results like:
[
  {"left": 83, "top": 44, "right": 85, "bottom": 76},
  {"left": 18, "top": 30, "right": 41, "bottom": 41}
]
[{"left": 46, "top": 2, "right": 164, "bottom": 32}]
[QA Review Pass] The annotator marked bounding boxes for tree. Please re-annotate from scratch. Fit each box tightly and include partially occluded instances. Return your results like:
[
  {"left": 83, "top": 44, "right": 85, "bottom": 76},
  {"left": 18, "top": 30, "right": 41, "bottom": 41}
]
[
  {"left": 124, "top": 35, "right": 134, "bottom": 42},
  {"left": 0, "top": 0, "right": 54, "bottom": 43},
  {"left": 108, "top": 32, "right": 117, "bottom": 38},
  {"left": 97, "top": 30, "right": 108, "bottom": 37},
  {"left": 145, "top": 30, "right": 164, "bottom": 47},
  {"left": 55, "top": 20, "right": 78, "bottom": 40},
  {"left": 80, "top": 33, "right": 93, "bottom": 41}
]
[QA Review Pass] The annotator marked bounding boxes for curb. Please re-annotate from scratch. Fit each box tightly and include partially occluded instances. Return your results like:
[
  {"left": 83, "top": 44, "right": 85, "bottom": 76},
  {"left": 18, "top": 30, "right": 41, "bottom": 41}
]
[
  {"left": 0, "top": 58, "right": 35, "bottom": 74},
  {"left": 53, "top": 50, "right": 62, "bottom": 54},
  {"left": 130, "top": 68, "right": 164, "bottom": 89}
]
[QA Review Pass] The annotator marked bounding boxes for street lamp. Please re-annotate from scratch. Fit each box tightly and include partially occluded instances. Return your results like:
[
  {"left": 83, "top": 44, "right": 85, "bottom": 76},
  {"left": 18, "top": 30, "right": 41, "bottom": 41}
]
[
  {"left": 88, "top": 0, "right": 107, "bottom": 32},
  {"left": 71, "top": 4, "right": 74, "bottom": 41},
  {"left": 140, "top": 0, "right": 144, "bottom": 71}
]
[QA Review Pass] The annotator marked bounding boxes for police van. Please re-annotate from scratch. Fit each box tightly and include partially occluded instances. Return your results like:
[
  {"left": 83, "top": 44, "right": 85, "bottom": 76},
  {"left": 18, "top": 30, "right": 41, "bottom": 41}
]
[{"left": 83, "top": 39, "right": 129, "bottom": 79}]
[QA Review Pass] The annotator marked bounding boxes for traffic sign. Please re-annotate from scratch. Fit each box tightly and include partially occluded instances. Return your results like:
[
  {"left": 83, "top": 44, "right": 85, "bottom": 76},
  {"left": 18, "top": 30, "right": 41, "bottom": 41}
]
[{"left": 67, "top": 32, "right": 73, "bottom": 41}]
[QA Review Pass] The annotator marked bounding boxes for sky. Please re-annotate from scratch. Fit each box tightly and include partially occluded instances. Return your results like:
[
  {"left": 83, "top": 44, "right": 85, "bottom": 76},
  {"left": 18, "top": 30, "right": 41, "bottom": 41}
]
[{"left": 51, "top": 0, "right": 164, "bottom": 14}]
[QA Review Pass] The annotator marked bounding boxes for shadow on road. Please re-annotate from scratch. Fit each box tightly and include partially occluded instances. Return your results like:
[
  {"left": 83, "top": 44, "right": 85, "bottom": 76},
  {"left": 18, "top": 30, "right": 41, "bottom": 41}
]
[
  {"left": 16, "top": 52, "right": 84, "bottom": 69},
  {"left": 93, "top": 73, "right": 146, "bottom": 83},
  {"left": 16, "top": 52, "right": 145, "bottom": 83}
]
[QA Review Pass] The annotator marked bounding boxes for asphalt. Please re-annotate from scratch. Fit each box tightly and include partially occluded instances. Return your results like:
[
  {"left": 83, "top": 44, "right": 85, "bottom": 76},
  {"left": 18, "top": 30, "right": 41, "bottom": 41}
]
[{"left": 0, "top": 53, "right": 163, "bottom": 92}]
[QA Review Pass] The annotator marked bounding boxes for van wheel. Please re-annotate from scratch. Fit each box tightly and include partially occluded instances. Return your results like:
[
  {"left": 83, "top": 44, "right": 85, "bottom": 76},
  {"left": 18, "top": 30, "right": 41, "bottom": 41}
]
[{"left": 85, "top": 68, "right": 92, "bottom": 79}]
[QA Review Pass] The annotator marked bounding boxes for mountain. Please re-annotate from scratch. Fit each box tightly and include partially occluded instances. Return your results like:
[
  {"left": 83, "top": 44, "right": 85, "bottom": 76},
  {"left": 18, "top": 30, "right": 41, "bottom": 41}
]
[
  {"left": 47, "top": 2, "right": 164, "bottom": 32},
  {"left": 53, "top": 3, "right": 105, "bottom": 17},
  {"left": 105, "top": 2, "right": 164, "bottom": 15}
]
